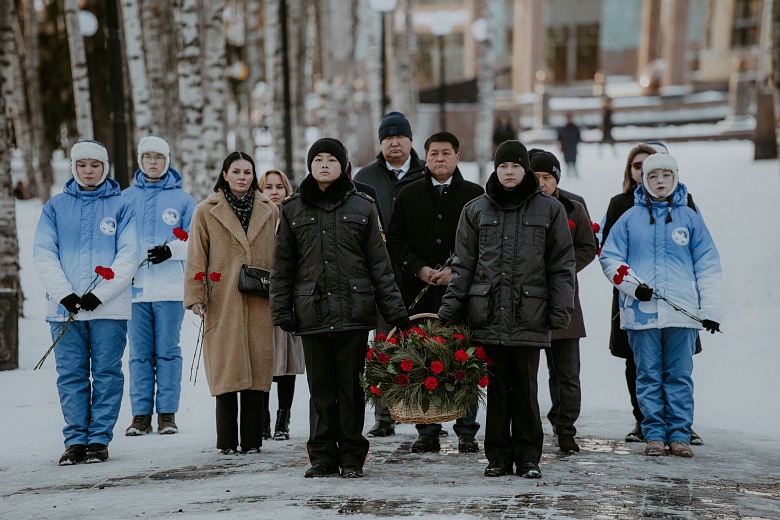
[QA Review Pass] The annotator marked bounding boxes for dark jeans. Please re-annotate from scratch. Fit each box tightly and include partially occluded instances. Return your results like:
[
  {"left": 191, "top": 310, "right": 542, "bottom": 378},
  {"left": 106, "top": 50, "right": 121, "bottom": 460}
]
[
  {"left": 626, "top": 355, "right": 645, "bottom": 423},
  {"left": 302, "top": 331, "right": 370, "bottom": 469},
  {"left": 215, "top": 390, "right": 264, "bottom": 451},
  {"left": 415, "top": 405, "right": 480, "bottom": 437},
  {"left": 484, "top": 346, "right": 543, "bottom": 466},
  {"left": 544, "top": 338, "right": 581, "bottom": 436}
]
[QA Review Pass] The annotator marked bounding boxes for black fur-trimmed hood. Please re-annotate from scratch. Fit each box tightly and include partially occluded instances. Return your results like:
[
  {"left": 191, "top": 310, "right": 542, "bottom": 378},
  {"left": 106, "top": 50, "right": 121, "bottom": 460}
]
[
  {"left": 484, "top": 170, "right": 541, "bottom": 210},
  {"left": 299, "top": 171, "right": 355, "bottom": 208}
]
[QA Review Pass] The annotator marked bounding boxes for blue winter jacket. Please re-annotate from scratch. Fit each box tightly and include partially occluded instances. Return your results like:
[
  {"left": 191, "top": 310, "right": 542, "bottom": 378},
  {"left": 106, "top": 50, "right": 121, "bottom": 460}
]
[
  {"left": 600, "top": 182, "right": 722, "bottom": 330},
  {"left": 122, "top": 168, "right": 197, "bottom": 302},
  {"left": 33, "top": 177, "right": 140, "bottom": 322}
]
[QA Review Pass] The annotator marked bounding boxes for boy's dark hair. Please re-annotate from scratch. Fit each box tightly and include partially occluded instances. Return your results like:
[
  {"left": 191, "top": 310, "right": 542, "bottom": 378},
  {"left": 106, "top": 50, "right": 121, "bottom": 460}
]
[
  {"left": 424, "top": 132, "right": 459, "bottom": 154},
  {"left": 213, "top": 151, "right": 259, "bottom": 192}
]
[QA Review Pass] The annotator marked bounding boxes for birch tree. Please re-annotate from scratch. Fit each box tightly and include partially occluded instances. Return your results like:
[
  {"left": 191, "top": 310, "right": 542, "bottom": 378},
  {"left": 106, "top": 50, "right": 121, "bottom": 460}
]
[
  {"left": 10, "top": 11, "right": 38, "bottom": 199},
  {"left": 773, "top": 0, "right": 780, "bottom": 166},
  {"left": 200, "top": 0, "right": 228, "bottom": 196},
  {"left": 62, "top": 0, "right": 93, "bottom": 139},
  {"left": 474, "top": 0, "right": 499, "bottom": 183},
  {"left": 393, "top": 0, "right": 419, "bottom": 127},
  {"left": 121, "top": 0, "right": 154, "bottom": 142},
  {"left": 343, "top": 0, "right": 360, "bottom": 155},
  {"left": 240, "top": 0, "right": 262, "bottom": 151}
]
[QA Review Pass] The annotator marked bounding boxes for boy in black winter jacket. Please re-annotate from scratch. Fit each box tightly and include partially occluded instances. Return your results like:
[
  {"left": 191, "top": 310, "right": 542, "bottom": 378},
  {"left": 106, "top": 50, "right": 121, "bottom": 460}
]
[{"left": 270, "top": 138, "right": 409, "bottom": 479}]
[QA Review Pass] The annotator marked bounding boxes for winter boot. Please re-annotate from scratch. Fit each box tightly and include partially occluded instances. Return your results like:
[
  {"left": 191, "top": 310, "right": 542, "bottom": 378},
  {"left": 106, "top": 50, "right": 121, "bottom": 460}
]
[
  {"left": 58, "top": 444, "right": 87, "bottom": 466},
  {"left": 643, "top": 440, "right": 666, "bottom": 456},
  {"left": 625, "top": 422, "right": 644, "bottom": 442},
  {"left": 690, "top": 428, "right": 704, "bottom": 445},
  {"left": 263, "top": 410, "right": 272, "bottom": 440},
  {"left": 83, "top": 443, "right": 109, "bottom": 463},
  {"left": 669, "top": 441, "right": 694, "bottom": 458},
  {"left": 274, "top": 409, "right": 291, "bottom": 441},
  {"left": 158, "top": 413, "right": 178, "bottom": 434},
  {"left": 126, "top": 415, "right": 152, "bottom": 436},
  {"left": 558, "top": 434, "right": 580, "bottom": 454}
]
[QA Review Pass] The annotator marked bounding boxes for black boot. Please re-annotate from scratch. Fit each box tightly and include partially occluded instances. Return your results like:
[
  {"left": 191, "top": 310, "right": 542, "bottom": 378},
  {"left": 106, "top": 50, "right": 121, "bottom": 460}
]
[
  {"left": 263, "top": 410, "right": 271, "bottom": 440},
  {"left": 274, "top": 409, "right": 291, "bottom": 440}
]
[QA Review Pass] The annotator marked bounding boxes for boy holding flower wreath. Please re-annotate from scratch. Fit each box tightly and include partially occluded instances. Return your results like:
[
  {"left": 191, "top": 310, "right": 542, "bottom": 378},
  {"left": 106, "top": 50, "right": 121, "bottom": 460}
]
[{"left": 33, "top": 141, "right": 140, "bottom": 465}]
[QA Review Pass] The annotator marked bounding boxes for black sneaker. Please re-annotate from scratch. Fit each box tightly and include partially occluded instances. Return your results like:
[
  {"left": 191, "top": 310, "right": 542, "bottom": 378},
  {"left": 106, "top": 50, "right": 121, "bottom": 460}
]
[
  {"left": 517, "top": 461, "right": 542, "bottom": 479},
  {"left": 484, "top": 460, "right": 512, "bottom": 477},
  {"left": 241, "top": 447, "right": 261, "bottom": 454},
  {"left": 411, "top": 434, "right": 441, "bottom": 453},
  {"left": 558, "top": 434, "right": 580, "bottom": 454},
  {"left": 58, "top": 444, "right": 87, "bottom": 466},
  {"left": 83, "top": 443, "right": 109, "bottom": 464},
  {"left": 219, "top": 448, "right": 238, "bottom": 455},
  {"left": 341, "top": 466, "right": 365, "bottom": 478},
  {"left": 158, "top": 413, "right": 178, "bottom": 434},
  {"left": 457, "top": 434, "right": 479, "bottom": 453},
  {"left": 367, "top": 420, "right": 395, "bottom": 437},
  {"left": 126, "top": 415, "right": 152, "bottom": 436},
  {"left": 690, "top": 428, "right": 704, "bottom": 446},
  {"left": 625, "top": 422, "right": 644, "bottom": 442},
  {"left": 304, "top": 464, "right": 340, "bottom": 478}
]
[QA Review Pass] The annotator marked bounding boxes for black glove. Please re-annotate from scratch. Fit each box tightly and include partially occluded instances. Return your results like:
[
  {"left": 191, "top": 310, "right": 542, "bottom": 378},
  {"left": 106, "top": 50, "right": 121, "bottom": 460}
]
[
  {"left": 60, "top": 293, "right": 81, "bottom": 314},
  {"left": 279, "top": 320, "right": 297, "bottom": 333},
  {"left": 634, "top": 284, "right": 654, "bottom": 302},
  {"left": 392, "top": 317, "right": 413, "bottom": 333},
  {"left": 79, "top": 293, "right": 102, "bottom": 312},
  {"left": 702, "top": 319, "right": 720, "bottom": 334},
  {"left": 147, "top": 245, "right": 172, "bottom": 265}
]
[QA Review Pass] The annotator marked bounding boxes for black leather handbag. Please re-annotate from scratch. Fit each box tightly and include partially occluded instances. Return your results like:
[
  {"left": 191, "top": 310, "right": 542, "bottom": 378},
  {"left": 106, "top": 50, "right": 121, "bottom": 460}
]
[{"left": 238, "top": 265, "right": 270, "bottom": 297}]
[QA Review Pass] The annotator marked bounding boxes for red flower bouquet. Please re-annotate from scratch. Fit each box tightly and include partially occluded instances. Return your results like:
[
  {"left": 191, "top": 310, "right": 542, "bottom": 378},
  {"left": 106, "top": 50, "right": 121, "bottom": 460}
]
[{"left": 361, "top": 314, "right": 489, "bottom": 423}]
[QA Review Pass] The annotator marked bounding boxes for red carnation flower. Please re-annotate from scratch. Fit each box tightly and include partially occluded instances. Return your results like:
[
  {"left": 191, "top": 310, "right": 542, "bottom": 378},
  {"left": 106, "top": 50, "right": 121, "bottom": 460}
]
[
  {"left": 424, "top": 377, "right": 438, "bottom": 391},
  {"left": 400, "top": 359, "right": 414, "bottom": 372},
  {"left": 172, "top": 227, "right": 189, "bottom": 241},
  {"left": 479, "top": 376, "right": 489, "bottom": 388},
  {"left": 613, "top": 273, "right": 624, "bottom": 285},
  {"left": 95, "top": 266, "right": 115, "bottom": 280},
  {"left": 385, "top": 337, "right": 397, "bottom": 345},
  {"left": 617, "top": 264, "right": 630, "bottom": 276},
  {"left": 377, "top": 353, "right": 391, "bottom": 365},
  {"left": 454, "top": 349, "right": 468, "bottom": 363},
  {"left": 209, "top": 272, "right": 221, "bottom": 282},
  {"left": 452, "top": 333, "right": 465, "bottom": 342},
  {"left": 194, "top": 271, "right": 206, "bottom": 282},
  {"left": 430, "top": 360, "right": 444, "bottom": 374},
  {"left": 592, "top": 221, "right": 601, "bottom": 233},
  {"left": 485, "top": 355, "right": 494, "bottom": 367},
  {"left": 432, "top": 336, "right": 446, "bottom": 345},
  {"left": 454, "top": 370, "right": 467, "bottom": 382},
  {"left": 474, "top": 346, "right": 487, "bottom": 360},
  {"left": 375, "top": 333, "right": 387, "bottom": 342},
  {"left": 411, "top": 326, "right": 426, "bottom": 337},
  {"left": 396, "top": 374, "right": 410, "bottom": 387},
  {"left": 370, "top": 385, "right": 381, "bottom": 396},
  {"left": 568, "top": 219, "right": 575, "bottom": 229},
  {"left": 366, "top": 348, "right": 375, "bottom": 361}
]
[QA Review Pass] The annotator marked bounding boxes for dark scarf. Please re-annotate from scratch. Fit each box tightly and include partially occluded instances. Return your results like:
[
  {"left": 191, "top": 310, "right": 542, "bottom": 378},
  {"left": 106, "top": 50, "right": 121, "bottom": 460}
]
[
  {"left": 485, "top": 170, "right": 540, "bottom": 210},
  {"left": 223, "top": 187, "right": 255, "bottom": 233},
  {"left": 299, "top": 171, "right": 354, "bottom": 207}
]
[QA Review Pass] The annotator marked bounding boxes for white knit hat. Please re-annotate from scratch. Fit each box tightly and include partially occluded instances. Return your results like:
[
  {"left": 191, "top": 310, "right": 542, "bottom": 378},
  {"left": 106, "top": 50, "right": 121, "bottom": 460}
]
[
  {"left": 642, "top": 153, "right": 678, "bottom": 198},
  {"left": 71, "top": 141, "right": 110, "bottom": 187},
  {"left": 137, "top": 135, "right": 171, "bottom": 175}
]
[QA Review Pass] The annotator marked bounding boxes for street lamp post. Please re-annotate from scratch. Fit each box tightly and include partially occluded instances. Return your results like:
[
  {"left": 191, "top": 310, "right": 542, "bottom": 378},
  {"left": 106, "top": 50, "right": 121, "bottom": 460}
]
[{"left": 369, "top": 0, "right": 398, "bottom": 115}]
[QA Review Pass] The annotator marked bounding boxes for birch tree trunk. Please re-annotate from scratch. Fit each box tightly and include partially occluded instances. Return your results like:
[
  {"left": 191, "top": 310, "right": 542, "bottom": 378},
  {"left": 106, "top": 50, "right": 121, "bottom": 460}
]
[
  {"left": 317, "top": 0, "right": 337, "bottom": 138},
  {"left": 342, "top": 0, "right": 360, "bottom": 156},
  {"left": 290, "top": 2, "right": 311, "bottom": 177},
  {"left": 62, "top": 0, "right": 93, "bottom": 140},
  {"left": 365, "top": 3, "right": 382, "bottom": 135},
  {"left": 240, "top": 0, "right": 262, "bottom": 152},
  {"left": 475, "top": 0, "right": 499, "bottom": 183},
  {"left": 121, "top": 0, "right": 154, "bottom": 142},
  {"left": 200, "top": 0, "right": 228, "bottom": 196},
  {"left": 393, "top": 0, "right": 419, "bottom": 128},
  {"left": 9, "top": 14, "right": 38, "bottom": 199},
  {"left": 265, "top": 0, "right": 286, "bottom": 173},
  {"left": 22, "top": 0, "right": 54, "bottom": 201},
  {"left": 175, "top": 0, "right": 207, "bottom": 197},
  {"left": 773, "top": 0, "right": 780, "bottom": 167}
]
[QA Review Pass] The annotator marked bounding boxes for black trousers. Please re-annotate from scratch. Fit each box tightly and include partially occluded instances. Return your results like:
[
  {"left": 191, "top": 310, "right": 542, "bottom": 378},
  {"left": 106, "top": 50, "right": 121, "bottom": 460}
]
[
  {"left": 544, "top": 338, "right": 582, "bottom": 436},
  {"left": 263, "top": 375, "right": 297, "bottom": 413},
  {"left": 625, "top": 355, "right": 644, "bottom": 423},
  {"left": 215, "top": 390, "right": 264, "bottom": 451},
  {"left": 484, "top": 346, "right": 543, "bottom": 466},
  {"left": 302, "top": 331, "right": 370, "bottom": 469}
]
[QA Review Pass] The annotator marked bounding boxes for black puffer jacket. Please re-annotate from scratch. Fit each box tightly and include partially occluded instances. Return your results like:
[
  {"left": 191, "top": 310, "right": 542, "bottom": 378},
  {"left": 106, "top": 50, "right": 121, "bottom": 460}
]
[
  {"left": 438, "top": 172, "right": 575, "bottom": 348},
  {"left": 270, "top": 172, "right": 407, "bottom": 335}
]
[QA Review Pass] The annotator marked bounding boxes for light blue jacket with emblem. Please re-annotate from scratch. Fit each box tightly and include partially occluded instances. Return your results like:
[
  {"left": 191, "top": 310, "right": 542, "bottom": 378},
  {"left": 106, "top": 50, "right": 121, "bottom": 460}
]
[
  {"left": 122, "top": 167, "right": 197, "bottom": 302},
  {"left": 600, "top": 182, "right": 722, "bottom": 330},
  {"left": 33, "top": 177, "right": 140, "bottom": 321}
]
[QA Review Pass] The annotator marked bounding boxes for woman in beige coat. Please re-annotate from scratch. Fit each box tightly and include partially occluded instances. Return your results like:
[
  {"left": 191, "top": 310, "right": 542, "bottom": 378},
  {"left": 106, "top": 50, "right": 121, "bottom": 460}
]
[{"left": 184, "top": 151, "right": 278, "bottom": 454}]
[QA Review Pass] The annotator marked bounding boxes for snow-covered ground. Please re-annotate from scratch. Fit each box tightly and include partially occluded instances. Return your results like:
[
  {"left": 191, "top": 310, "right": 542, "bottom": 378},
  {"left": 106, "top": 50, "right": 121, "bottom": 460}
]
[{"left": 2, "top": 140, "right": 779, "bottom": 519}]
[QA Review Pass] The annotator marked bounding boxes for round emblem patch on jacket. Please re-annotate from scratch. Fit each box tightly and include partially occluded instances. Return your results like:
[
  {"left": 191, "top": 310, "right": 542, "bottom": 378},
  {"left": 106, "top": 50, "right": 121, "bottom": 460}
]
[
  {"left": 100, "top": 217, "right": 117, "bottom": 235},
  {"left": 162, "top": 208, "right": 180, "bottom": 225},
  {"left": 672, "top": 227, "right": 689, "bottom": 246}
]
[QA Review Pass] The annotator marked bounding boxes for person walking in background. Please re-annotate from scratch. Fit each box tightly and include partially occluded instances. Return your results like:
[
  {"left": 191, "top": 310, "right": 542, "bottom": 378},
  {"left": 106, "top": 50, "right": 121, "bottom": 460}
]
[
  {"left": 492, "top": 115, "right": 516, "bottom": 154},
  {"left": 184, "top": 152, "right": 278, "bottom": 455},
  {"left": 528, "top": 149, "right": 596, "bottom": 455},
  {"left": 600, "top": 153, "right": 722, "bottom": 458},
  {"left": 601, "top": 142, "right": 704, "bottom": 445},
  {"left": 33, "top": 141, "right": 140, "bottom": 465},
  {"left": 271, "top": 138, "right": 409, "bottom": 479},
  {"left": 556, "top": 113, "right": 581, "bottom": 177},
  {"left": 122, "top": 136, "right": 196, "bottom": 437},
  {"left": 600, "top": 98, "right": 616, "bottom": 155},
  {"left": 387, "top": 131, "right": 484, "bottom": 455},
  {"left": 258, "top": 169, "right": 305, "bottom": 441},
  {"left": 354, "top": 111, "right": 425, "bottom": 438},
  {"left": 438, "top": 140, "right": 575, "bottom": 479}
]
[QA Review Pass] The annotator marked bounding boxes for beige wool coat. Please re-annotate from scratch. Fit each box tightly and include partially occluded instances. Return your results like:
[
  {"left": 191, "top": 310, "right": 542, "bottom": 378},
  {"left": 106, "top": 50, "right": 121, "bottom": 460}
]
[{"left": 184, "top": 189, "right": 278, "bottom": 396}]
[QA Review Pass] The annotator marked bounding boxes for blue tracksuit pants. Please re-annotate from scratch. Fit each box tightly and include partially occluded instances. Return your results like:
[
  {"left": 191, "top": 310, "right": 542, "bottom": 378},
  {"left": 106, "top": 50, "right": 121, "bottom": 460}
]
[
  {"left": 51, "top": 319, "right": 127, "bottom": 447},
  {"left": 127, "top": 301, "right": 185, "bottom": 416},
  {"left": 628, "top": 327, "right": 697, "bottom": 444}
]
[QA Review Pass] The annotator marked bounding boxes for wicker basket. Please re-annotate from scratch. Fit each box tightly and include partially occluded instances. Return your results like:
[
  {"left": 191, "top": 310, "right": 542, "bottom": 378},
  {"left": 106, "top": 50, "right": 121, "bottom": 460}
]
[
  {"left": 390, "top": 402, "right": 463, "bottom": 424},
  {"left": 386, "top": 313, "right": 464, "bottom": 424}
]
